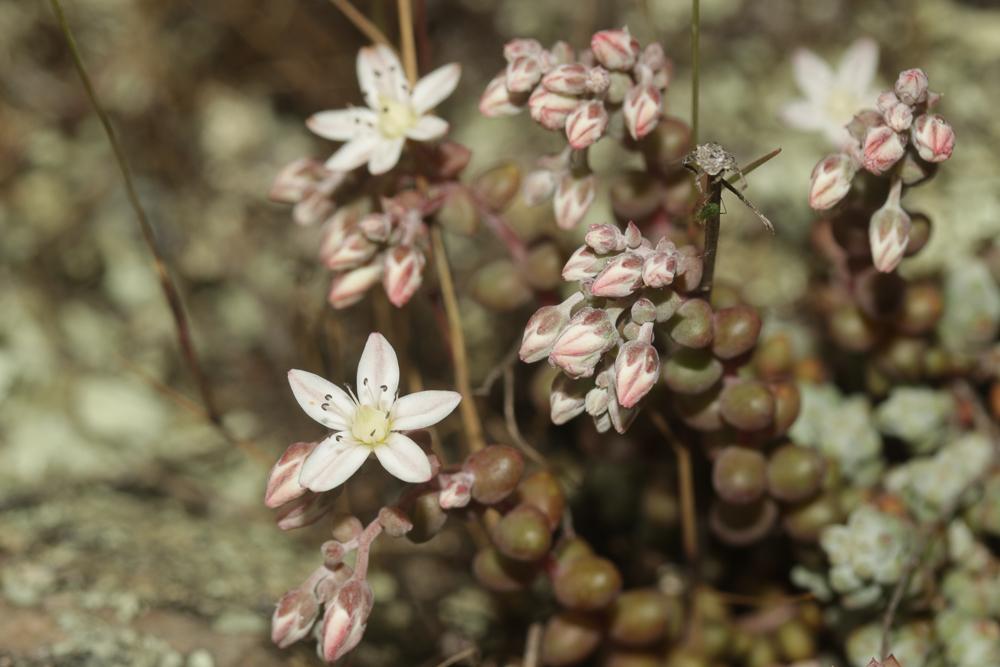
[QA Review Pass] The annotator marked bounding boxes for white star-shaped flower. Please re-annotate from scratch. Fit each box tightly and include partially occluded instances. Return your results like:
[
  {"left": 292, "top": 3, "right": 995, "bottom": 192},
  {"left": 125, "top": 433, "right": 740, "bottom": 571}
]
[
  {"left": 307, "top": 45, "right": 461, "bottom": 175},
  {"left": 780, "top": 38, "right": 880, "bottom": 148},
  {"left": 288, "top": 332, "right": 460, "bottom": 491}
]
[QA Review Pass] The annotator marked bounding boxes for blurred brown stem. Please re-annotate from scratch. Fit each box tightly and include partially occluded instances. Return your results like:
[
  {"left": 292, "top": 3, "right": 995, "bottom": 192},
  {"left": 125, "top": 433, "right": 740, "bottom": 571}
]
[
  {"left": 330, "top": 0, "right": 390, "bottom": 45},
  {"left": 431, "top": 227, "right": 486, "bottom": 453},
  {"left": 50, "top": 0, "right": 220, "bottom": 426},
  {"left": 397, "top": 0, "right": 418, "bottom": 84},
  {"left": 649, "top": 411, "right": 698, "bottom": 563}
]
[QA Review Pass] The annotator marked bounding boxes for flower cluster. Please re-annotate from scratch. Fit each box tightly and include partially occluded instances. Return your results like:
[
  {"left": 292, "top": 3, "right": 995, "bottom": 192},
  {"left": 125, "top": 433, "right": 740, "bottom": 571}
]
[
  {"left": 519, "top": 221, "right": 705, "bottom": 432},
  {"left": 319, "top": 191, "right": 439, "bottom": 308},
  {"left": 480, "top": 28, "right": 672, "bottom": 228},
  {"left": 807, "top": 68, "right": 955, "bottom": 273},
  {"left": 269, "top": 44, "right": 467, "bottom": 311}
]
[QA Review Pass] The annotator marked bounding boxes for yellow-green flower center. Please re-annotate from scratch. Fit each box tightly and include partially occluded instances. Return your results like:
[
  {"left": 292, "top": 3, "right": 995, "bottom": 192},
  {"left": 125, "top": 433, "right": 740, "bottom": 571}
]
[
  {"left": 352, "top": 404, "right": 391, "bottom": 445},
  {"left": 377, "top": 97, "right": 417, "bottom": 139}
]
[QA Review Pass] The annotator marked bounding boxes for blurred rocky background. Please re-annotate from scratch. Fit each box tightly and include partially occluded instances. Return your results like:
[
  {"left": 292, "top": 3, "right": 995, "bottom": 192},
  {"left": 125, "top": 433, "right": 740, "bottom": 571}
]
[{"left": 1, "top": 0, "right": 998, "bottom": 665}]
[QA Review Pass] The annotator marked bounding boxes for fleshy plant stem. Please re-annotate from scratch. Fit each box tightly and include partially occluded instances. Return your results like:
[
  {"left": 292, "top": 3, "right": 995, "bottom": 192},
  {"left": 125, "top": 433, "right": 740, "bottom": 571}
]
[
  {"left": 50, "top": 0, "right": 220, "bottom": 426},
  {"left": 431, "top": 227, "right": 487, "bottom": 453}
]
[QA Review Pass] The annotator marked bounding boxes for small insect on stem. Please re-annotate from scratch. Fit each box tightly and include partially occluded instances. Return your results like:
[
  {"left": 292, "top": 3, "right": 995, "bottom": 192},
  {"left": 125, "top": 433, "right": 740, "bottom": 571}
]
[{"left": 683, "top": 142, "right": 774, "bottom": 233}]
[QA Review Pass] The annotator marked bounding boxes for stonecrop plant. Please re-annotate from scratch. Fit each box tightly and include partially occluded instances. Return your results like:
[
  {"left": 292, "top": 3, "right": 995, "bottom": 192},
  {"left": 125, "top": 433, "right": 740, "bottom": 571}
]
[{"left": 260, "top": 3, "right": 998, "bottom": 667}]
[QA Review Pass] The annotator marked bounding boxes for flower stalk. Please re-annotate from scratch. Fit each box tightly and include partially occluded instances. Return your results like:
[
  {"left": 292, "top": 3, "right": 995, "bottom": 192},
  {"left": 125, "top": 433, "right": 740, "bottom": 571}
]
[{"left": 431, "top": 227, "right": 487, "bottom": 452}]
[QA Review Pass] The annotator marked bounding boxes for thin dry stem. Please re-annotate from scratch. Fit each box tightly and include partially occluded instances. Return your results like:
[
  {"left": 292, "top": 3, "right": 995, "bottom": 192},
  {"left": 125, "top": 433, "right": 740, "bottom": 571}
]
[
  {"left": 502, "top": 365, "right": 550, "bottom": 467},
  {"left": 330, "top": 0, "right": 390, "bottom": 45},
  {"left": 649, "top": 411, "right": 698, "bottom": 563},
  {"left": 523, "top": 623, "right": 543, "bottom": 667},
  {"left": 397, "top": 0, "right": 418, "bottom": 85},
  {"left": 691, "top": 0, "right": 700, "bottom": 144},
  {"left": 433, "top": 646, "right": 477, "bottom": 667},
  {"left": 50, "top": 0, "right": 220, "bottom": 426},
  {"left": 431, "top": 227, "right": 487, "bottom": 453}
]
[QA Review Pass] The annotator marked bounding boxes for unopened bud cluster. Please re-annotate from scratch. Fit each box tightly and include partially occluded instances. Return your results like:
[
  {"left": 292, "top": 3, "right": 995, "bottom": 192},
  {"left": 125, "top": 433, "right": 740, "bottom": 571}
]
[
  {"left": 520, "top": 221, "right": 712, "bottom": 432},
  {"left": 807, "top": 68, "right": 954, "bottom": 273},
  {"left": 481, "top": 28, "right": 672, "bottom": 228},
  {"left": 320, "top": 191, "right": 435, "bottom": 309}
]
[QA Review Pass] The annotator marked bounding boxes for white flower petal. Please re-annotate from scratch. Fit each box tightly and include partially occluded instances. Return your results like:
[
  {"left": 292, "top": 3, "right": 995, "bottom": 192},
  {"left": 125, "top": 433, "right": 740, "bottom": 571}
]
[
  {"left": 368, "top": 137, "right": 405, "bottom": 175},
  {"left": 837, "top": 37, "right": 879, "bottom": 96},
  {"left": 356, "top": 332, "right": 400, "bottom": 408},
  {"left": 357, "top": 44, "right": 408, "bottom": 107},
  {"left": 298, "top": 433, "right": 370, "bottom": 492},
  {"left": 792, "top": 48, "right": 834, "bottom": 102},
  {"left": 374, "top": 432, "right": 432, "bottom": 483},
  {"left": 390, "top": 390, "right": 461, "bottom": 431},
  {"left": 411, "top": 63, "right": 461, "bottom": 114},
  {"left": 405, "top": 115, "right": 449, "bottom": 141},
  {"left": 288, "top": 369, "right": 356, "bottom": 430},
  {"left": 307, "top": 108, "right": 377, "bottom": 141},
  {"left": 780, "top": 100, "right": 825, "bottom": 131},
  {"left": 325, "top": 135, "right": 378, "bottom": 172}
]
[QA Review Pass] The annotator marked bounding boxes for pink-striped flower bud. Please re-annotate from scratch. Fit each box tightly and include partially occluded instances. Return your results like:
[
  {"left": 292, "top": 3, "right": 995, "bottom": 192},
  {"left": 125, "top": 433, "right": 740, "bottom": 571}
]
[
  {"left": 550, "top": 40, "right": 575, "bottom": 65},
  {"left": 911, "top": 114, "right": 955, "bottom": 163},
  {"left": 328, "top": 263, "right": 383, "bottom": 309},
  {"left": 623, "top": 83, "right": 662, "bottom": 140},
  {"left": 585, "top": 386, "right": 610, "bottom": 416},
  {"left": 528, "top": 87, "right": 580, "bottom": 130},
  {"left": 894, "top": 68, "right": 929, "bottom": 106},
  {"left": 591, "top": 27, "right": 640, "bottom": 71},
  {"left": 586, "top": 66, "right": 611, "bottom": 95},
  {"left": 808, "top": 153, "right": 857, "bottom": 210},
  {"left": 550, "top": 375, "right": 588, "bottom": 425},
  {"left": 554, "top": 174, "right": 596, "bottom": 229},
  {"left": 549, "top": 307, "right": 618, "bottom": 378},
  {"left": 565, "top": 101, "right": 609, "bottom": 149},
  {"left": 639, "top": 43, "right": 667, "bottom": 74},
  {"left": 358, "top": 212, "right": 391, "bottom": 242},
  {"left": 506, "top": 56, "right": 543, "bottom": 94},
  {"left": 876, "top": 91, "right": 900, "bottom": 114},
  {"left": 562, "top": 245, "right": 605, "bottom": 281},
  {"left": 438, "top": 470, "right": 474, "bottom": 509},
  {"left": 862, "top": 126, "right": 905, "bottom": 175},
  {"left": 271, "top": 587, "right": 320, "bottom": 648},
  {"left": 599, "top": 370, "right": 638, "bottom": 433},
  {"left": 480, "top": 72, "right": 524, "bottom": 117},
  {"left": 614, "top": 322, "right": 659, "bottom": 408},
  {"left": 377, "top": 506, "right": 413, "bottom": 537},
  {"left": 382, "top": 246, "right": 425, "bottom": 307},
  {"left": 623, "top": 221, "right": 643, "bottom": 249},
  {"left": 847, "top": 109, "right": 886, "bottom": 145},
  {"left": 590, "top": 252, "right": 644, "bottom": 298},
  {"left": 504, "top": 38, "right": 543, "bottom": 62},
  {"left": 522, "top": 168, "right": 558, "bottom": 205},
  {"left": 585, "top": 223, "right": 626, "bottom": 254},
  {"left": 319, "top": 208, "right": 359, "bottom": 258},
  {"left": 869, "top": 180, "right": 911, "bottom": 273},
  {"left": 519, "top": 292, "right": 585, "bottom": 363},
  {"left": 641, "top": 250, "right": 678, "bottom": 288},
  {"left": 275, "top": 491, "right": 336, "bottom": 530},
  {"left": 270, "top": 158, "right": 323, "bottom": 204},
  {"left": 264, "top": 441, "right": 317, "bottom": 509},
  {"left": 319, "top": 580, "right": 374, "bottom": 663},
  {"left": 324, "top": 232, "right": 377, "bottom": 271},
  {"left": 883, "top": 102, "right": 914, "bottom": 132},
  {"left": 542, "top": 64, "right": 589, "bottom": 95}
]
